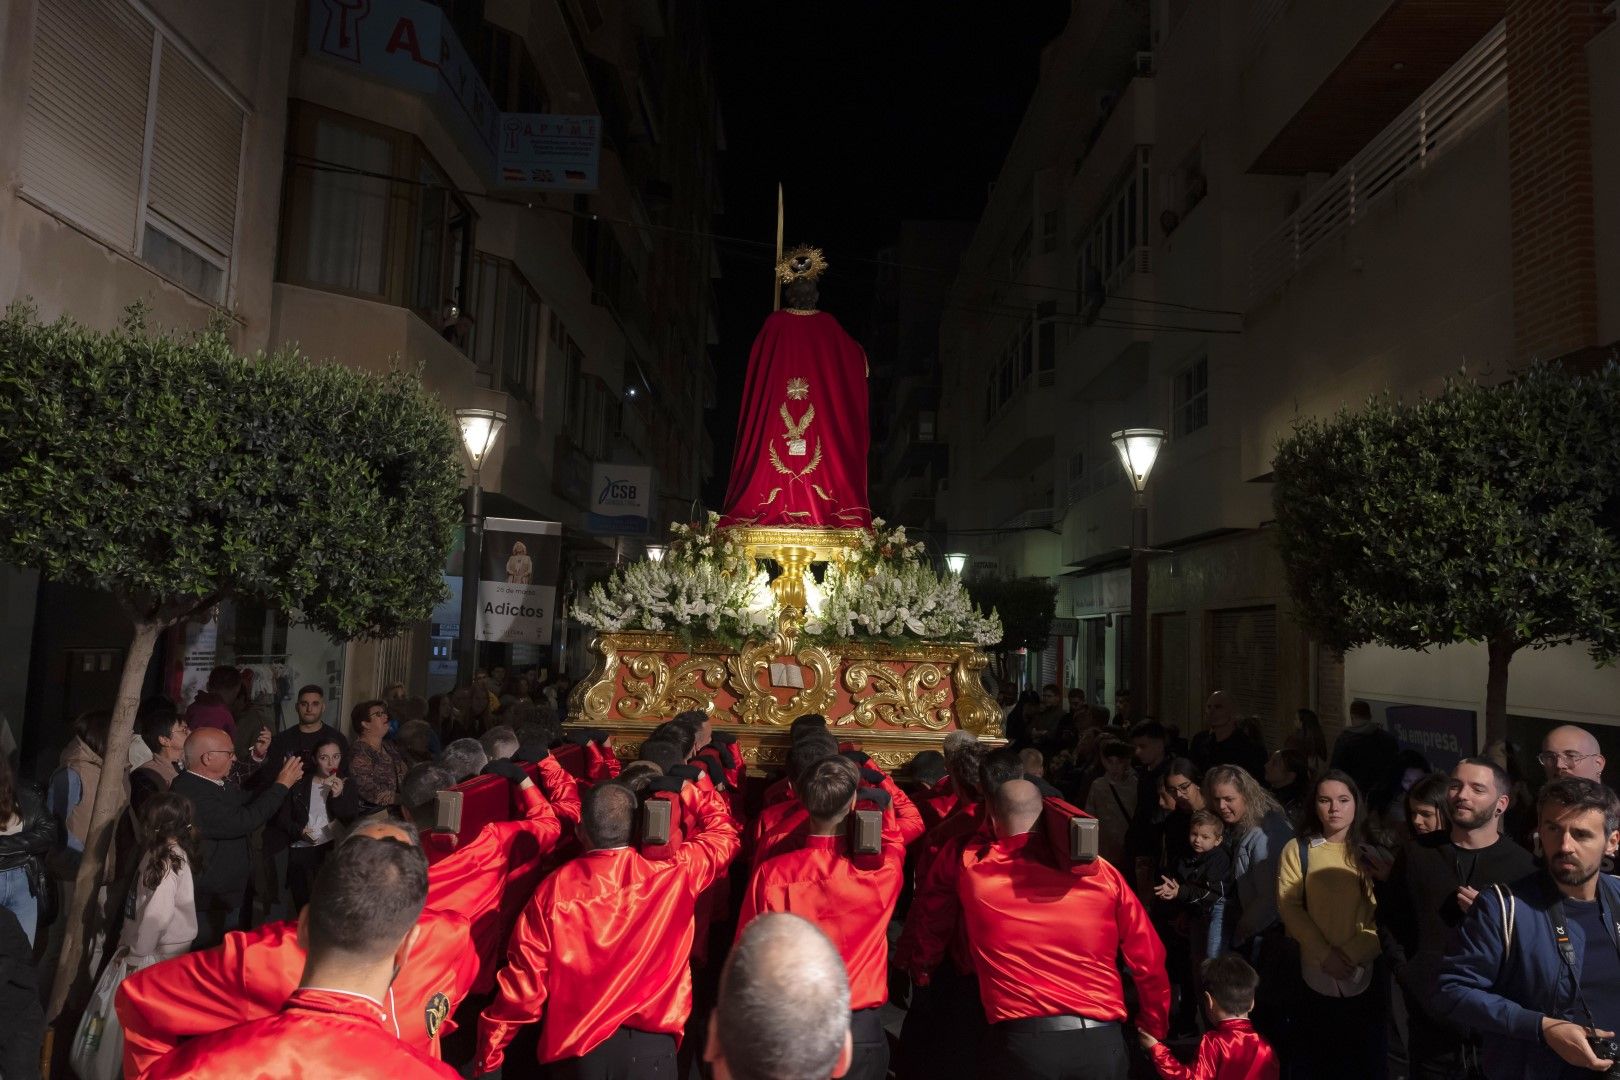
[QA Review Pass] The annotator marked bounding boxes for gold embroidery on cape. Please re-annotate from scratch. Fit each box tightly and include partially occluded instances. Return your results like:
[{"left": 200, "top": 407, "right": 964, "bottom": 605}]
[
  {"left": 786, "top": 377, "right": 809, "bottom": 400},
  {"left": 779, "top": 402, "right": 814, "bottom": 442}
]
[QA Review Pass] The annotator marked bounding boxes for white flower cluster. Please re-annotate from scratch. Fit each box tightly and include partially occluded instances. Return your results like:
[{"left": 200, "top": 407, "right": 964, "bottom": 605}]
[
  {"left": 806, "top": 558, "right": 1003, "bottom": 645},
  {"left": 569, "top": 511, "right": 1001, "bottom": 645}
]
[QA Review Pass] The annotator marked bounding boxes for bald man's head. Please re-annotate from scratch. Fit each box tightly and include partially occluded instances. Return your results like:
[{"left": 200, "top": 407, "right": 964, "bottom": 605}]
[
  {"left": 345, "top": 817, "right": 420, "bottom": 848},
  {"left": 1542, "top": 724, "right": 1606, "bottom": 782},
  {"left": 709, "top": 913, "right": 851, "bottom": 1080},
  {"left": 184, "top": 726, "right": 235, "bottom": 779},
  {"left": 990, "top": 778, "right": 1044, "bottom": 839}
]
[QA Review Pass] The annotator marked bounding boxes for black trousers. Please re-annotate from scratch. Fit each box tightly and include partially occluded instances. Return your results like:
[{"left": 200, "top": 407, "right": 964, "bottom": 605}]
[
  {"left": 846, "top": 1006, "right": 889, "bottom": 1080},
  {"left": 983, "top": 1021, "right": 1127, "bottom": 1080},
  {"left": 896, "top": 966, "right": 987, "bottom": 1079},
  {"left": 548, "top": 1028, "right": 675, "bottom": 1080},
  {"left": 284, "top": 844, "right": 331, "bottom": 912},
  {"left": 0, "top": 985, "right": 43, "bottom": 1080},
  {"left": 192, "top": 890, "right": 242, "bottom": 951}
]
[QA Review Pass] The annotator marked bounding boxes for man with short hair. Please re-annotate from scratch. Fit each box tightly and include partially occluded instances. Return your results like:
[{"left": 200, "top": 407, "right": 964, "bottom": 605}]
[
  {"left": 475, "top": 779, "right": 740, "bottom": 1077},
  {"left": 1189, "top": 691, "right": 1266, "bottom": 779},
  {"left": 1330, "top": 700, "right": 1397, "bottom": 797},
  {"left": 737, "top": 757, "right": 906, "bottom": 1080},
  {"left": 143, "top": 829, "right": 459, "bottom": 1079},
  {"left": 439, "top": 737, "right": 488, "bottom": 782},
  {"left": 173, "top": 727, "right": 301, "bottom": 949},
  {"left": 1126, "top": 721, "right": 1173, "bottom": 895},
  {"left": 130, "top": 703, "right": 190, "bottom": 813},
  {"left": 1539, "top": 724, "right": 1607, "bottom": 783},
  {"left": 707, "top": 913, "right": 852, "bottom": 1080},
  {"left": 261, "top": 685, "right": 349, "bottom": 780},
  {"left": 902, "top": 780, "right": 1169, "bottom": 1079},
  {"left": 117, "top": 820, "right": 480, "bottom": 1078},
  {"left": 479, "top": 725, "right": 519, "bottom": 762},
  {"left": 1436, "top": 778, "right": 1620, "bottom": 1078},
  {"left": 1381, "top": 758, "right": 1535, "bottom": 1079}
]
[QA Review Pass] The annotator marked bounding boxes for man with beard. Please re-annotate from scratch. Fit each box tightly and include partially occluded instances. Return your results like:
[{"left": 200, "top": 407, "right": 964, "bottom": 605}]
[
  {"left": 1436, "top": 777, "right": 1620, "bottom": 1078},
  {"left": 1380, "top": 758, "right": 1534, "bottom": 1078}
]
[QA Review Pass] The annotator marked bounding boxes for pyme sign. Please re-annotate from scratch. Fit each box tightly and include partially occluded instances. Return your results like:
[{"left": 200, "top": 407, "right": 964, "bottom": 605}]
[
  {"left": 477, "top": 518, "right": 561, "bottom": 645},
  {"left": 587, "top": 464, "right": 653, "bottom": 536}
]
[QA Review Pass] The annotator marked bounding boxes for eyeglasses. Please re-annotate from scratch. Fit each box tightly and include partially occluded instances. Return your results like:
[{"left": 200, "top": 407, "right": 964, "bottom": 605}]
[
  {"left": 1537, "top": 751, "right": 1598, "bottom": 768},
  {"left": 199, "top": 749, "right": 233, "bottom": 760},
  {"left": 1169, "top": 780, "right": 1196, "bottom": 796}
]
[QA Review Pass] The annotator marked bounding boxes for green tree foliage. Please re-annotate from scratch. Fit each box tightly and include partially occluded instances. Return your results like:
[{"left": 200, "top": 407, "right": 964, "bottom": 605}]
[
  {"left": 1272, "top": 363, "right": 1620, "bottom": 745},
  {"left": 0, "top": 302, "right": 462, "bottom": 1015},
  {"left": 964, "top": 576, "right": 1059, "bottom": 682}
]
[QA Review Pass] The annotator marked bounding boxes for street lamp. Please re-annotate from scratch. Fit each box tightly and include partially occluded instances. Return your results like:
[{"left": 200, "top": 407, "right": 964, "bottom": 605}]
[
  {"left": 944, "top": 552, "right": 969, "bottom": 576},
  {"left": 645, "top": 543, "right": 668, "bottom": 563},
  {"left": 1110, "top": 427, "right": 1166, "bottom": 719},
  {"left": 455, "top": 407, "right": 507, "bottom": 685}
]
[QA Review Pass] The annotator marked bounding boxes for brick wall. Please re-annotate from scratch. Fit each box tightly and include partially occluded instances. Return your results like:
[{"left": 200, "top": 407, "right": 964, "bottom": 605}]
[{"left": 1505, "top": 0, "right": 1614, "bottom": 361}]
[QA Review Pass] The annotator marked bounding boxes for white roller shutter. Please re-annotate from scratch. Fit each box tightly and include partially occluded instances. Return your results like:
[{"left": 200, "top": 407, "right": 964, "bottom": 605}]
[
  {"left": 19, "top": 0, "right": 153, "bottom": 249},
  {"left": 148, "top": 45, "right": 244, "bottom": 258}
]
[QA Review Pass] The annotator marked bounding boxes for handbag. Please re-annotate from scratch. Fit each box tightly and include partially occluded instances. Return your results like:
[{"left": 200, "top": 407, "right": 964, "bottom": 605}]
[{"left": 70, "top": 946, "right": 141, "bottom": 1080}]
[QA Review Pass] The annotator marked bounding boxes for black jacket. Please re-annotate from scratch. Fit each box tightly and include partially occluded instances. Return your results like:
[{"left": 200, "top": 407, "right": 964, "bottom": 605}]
[
  {"left": 0, "top": 785, "right": 57, "bottom": 877},
  {"left": 1380, "top": 830, "right": 1536, "bottom": 1012},
  {"left": 171, "top": 771, "right": 287, "bottom": 897},
  {"left": 1174, "top": 845, "right": 1233, "bottom": 917},
  {"left": 265, "top": 774, "right": 360, "bottom": 855},
  {"left": 1189, "top": 728, "right": 1267, "bottom": 780}
]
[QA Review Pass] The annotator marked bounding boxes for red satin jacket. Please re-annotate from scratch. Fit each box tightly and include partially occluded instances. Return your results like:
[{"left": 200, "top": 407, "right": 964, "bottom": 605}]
[
  {"left": 424, "top": 769, "right": 572, "bottom": 992},
  {"left": 914, "top": 828, "right": 1170, "bottom": 1035},
  {"left": 913, "top": 775, "right": 961, "bottom": 832},
  {"left": 748, "top": 767, "right": 923, "bottom": 871},
  {"left": 736, "top": 811, "right": 906, "bottom": 1010},
  {"left": 895, "top": 801, "right": 991, "bottom": 976},
  {"left": 475, "top": 783, "right": 740, "bottom": 1071},
  {"left": 144, "top": 987, "right": 460, "bottom": 1079},
  {"left": 117, "top": 910, "right": 477, "bottom": 1078},
  {"left": 1148, "top": 1019, "right": 1279, "bottom": 1080}
]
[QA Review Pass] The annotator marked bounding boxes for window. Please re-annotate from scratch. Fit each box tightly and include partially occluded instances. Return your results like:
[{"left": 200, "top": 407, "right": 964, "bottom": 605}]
[
  {"left": 1079, "top": 147, "right": 1152, "bottom": 295},
  {"left": 917, "top": 411, "right": 936, "bottom": 442},
  {"left": 481, "top": 27, "right": 549, "bottom": 113},
  {"left": 1173, "top": 356, "right": 1209, "bottom": 436},
  {"left": 1067, "top": 450, "right": 1086, "bottom": 504},
  {"left": 472, "top": 255, "right": 543, "bottom": 406},
  {"left": 1010, "top": 222, "right": 1033, "bottom": 276},
  {"left": 1041, "top": 209, "right": 1060, "bottom": 254},
  {"left": 20, "top": 0, "right": 245, "bottom": 302},
  {"left": 280, "top": 105, "right": 477, "bottom": 333}
]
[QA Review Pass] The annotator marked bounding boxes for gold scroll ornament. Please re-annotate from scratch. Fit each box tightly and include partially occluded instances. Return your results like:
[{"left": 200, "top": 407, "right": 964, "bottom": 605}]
[{"left": 725, "top": 618, "right": 841, "bottom": 727}]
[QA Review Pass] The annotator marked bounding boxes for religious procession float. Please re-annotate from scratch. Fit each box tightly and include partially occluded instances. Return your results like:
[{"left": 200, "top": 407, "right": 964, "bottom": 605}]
[{"left": 566, "top": 246, "right": 1005, "bottom": 770}]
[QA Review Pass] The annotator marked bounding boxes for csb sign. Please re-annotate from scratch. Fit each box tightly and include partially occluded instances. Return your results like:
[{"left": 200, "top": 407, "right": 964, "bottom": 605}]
[{"left": 586, "top": 464, "right": 653, "bottom": 536}]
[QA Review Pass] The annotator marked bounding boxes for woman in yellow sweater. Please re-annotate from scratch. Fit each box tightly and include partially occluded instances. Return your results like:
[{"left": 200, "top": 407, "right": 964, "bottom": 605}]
[{"left": 1276, "top": 769, "right": 1387, "bottom": 1079}]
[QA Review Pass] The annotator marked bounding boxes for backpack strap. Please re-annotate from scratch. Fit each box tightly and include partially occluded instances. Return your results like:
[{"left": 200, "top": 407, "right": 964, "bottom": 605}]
[{"left": 1296, "top": 835, "right": 1310, "bottom": 911}]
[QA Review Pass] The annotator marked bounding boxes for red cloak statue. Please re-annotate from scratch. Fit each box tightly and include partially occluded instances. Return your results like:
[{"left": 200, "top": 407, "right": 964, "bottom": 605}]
[{"left": 720, "top": 309, "right": 871, "bottom": 528}]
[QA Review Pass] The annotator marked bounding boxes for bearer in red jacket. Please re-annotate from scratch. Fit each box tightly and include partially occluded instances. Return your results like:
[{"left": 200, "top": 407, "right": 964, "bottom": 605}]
[
  {"left": 399, "top": 752, "right": 579, "bottom": 993},
  {"left": 737, "top": 755, "right": 907, "bottom": 1080},
  {"left": 144, "top": 829, "right": 459, "bottom": 1079},
  {"left": 474, "top": 777, "right": 740, "bottom": 1077},
  {"left": 117, "top": 820, "right": 478, "bottom": 1078},
  {"left": 902, "top": 779, "right": 1170, "bottom": 1080}
]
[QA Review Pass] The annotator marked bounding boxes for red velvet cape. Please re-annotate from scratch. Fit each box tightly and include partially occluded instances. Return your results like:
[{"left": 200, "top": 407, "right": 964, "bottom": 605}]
[{"left": 720, "top": 309, "right": 871, "bottom": 527}]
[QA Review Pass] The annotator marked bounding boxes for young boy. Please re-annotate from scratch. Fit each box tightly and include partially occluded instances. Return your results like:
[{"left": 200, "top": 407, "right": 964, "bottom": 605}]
[
  {"left": 1082, "top": 740, "right": 1138, "bottom": 866},
  {"left": 1154, "top": 809, "right": 1231, "bottom": 958},
  {"left": 1141, "top": 954, "right": 1279, "bottom": 1079}
]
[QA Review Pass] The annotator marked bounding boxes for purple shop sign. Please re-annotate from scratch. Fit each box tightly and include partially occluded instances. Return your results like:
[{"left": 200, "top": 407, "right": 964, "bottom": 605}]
[{"left": 1386, "top": 704, "right": 1477, "bottom": 772}]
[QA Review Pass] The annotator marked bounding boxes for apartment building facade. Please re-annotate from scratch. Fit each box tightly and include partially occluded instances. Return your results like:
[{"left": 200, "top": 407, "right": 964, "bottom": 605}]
[
  {"left": 0, "top": 0, "right": 720, "bottom": 764},
  {"left": 940, "top": 0, "right": 1620, "bottom": 757}
]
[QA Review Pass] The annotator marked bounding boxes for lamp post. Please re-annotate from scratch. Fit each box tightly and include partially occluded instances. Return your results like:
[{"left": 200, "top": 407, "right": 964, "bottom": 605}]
[
  {"left": 455, "top": 407, "right": 507, "bottom": 685},
  {"left": 1111, "top": 428, "right": 1166, "bottom": 717},
  {"left": 944, "top": 552, "right": 969, "bottom": 577},
  {"left": 645, "top": 543, "right": 668, "bottom": 563}
]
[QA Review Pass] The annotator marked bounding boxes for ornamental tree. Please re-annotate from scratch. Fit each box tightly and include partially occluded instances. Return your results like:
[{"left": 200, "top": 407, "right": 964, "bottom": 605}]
[
  {"left": 1272, "top": 363, "right": 1620, "bottom": 746},
  {"left": 964, "top": 577, "right": 1058, "bottom": 684},
  {"left": 0, "top": 303, "right": 462, "bottom": 1017}
]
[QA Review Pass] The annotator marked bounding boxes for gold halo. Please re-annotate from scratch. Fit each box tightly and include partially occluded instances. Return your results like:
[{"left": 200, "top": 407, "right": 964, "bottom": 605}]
[{"left": 776, "top": 245, "right": 829, "bottom": 284}]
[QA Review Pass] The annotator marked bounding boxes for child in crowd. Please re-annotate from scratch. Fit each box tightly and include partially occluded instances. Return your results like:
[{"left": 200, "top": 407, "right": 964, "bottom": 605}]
[
  {"left": 1154, "top": 809, "right": 1232, "bottom": 960},
  {"left": 1141, "top": 954, "right": 1279, "bottom": 1079}
]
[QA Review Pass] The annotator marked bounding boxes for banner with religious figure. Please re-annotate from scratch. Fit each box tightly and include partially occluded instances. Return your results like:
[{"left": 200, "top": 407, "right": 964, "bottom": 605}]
[{"left": 477, "top": 518, "right": 562, "bottom": 645}]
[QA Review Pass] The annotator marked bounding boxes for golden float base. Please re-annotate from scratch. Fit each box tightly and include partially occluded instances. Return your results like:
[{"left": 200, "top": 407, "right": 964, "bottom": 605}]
[{"left": 566, "top": 612, "right": 1004, "bottom": 772}]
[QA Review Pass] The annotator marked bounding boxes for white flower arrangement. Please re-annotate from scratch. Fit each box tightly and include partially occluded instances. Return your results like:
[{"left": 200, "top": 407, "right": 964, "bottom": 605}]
[{"left": 569, "top": 511, "right": 1002, "bottom": 646}]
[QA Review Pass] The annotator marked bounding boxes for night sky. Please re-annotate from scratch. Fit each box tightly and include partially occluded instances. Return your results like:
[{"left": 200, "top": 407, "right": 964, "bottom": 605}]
[{"left": 702, "top": 2, "right": 1070, "bottom": 507}]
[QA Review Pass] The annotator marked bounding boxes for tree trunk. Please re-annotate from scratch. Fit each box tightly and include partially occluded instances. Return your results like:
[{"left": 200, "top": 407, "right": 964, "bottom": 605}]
[
  {"left": 47, "top": 619, "right": 162, "bottom": 1021},
  {"left": 1484, "top": 636, "right": 1516, "bottom": 749}
]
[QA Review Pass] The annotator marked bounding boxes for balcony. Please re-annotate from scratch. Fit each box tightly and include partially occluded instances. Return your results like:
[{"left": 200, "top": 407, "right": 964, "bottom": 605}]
[
  {"left": 1069, "top": 75, "right": 1155, "bottom": 232},
  {"left": 1245, "top": 0, "right": 1506, "bottom": 175},
  {"left": 1248, "top": 21, "right": 1505, "bottom": 305},
  {"left": 976, "top": 381, "right": 1057, "bottom": 480}
]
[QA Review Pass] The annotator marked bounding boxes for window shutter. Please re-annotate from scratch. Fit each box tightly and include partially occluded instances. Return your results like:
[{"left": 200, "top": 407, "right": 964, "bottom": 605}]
[
  {"left": 1152, "top": 611, "right": 1189, "bottom": 727},
  {"left": 1208, "top": 606, "right": 1281, "bottom": 747},
  {"left": 148, "top": 45, "right": 243, "bottom": 257},
  {"left": 20, "top": 0, "right": 153, "bottom": 250}
]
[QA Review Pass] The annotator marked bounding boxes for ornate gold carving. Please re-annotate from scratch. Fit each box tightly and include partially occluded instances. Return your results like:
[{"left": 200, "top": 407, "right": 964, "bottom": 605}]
[
  {"left": 726, "top": 619, "right": 840, "bottom": 726},
  {"left": 952, "top": 647, "right": 1005, "bottom": 739},
  {"left": 618, "top": 652, "right": 727, "bottom": 720},
  {"left": 843, "top": 660, "right": 951, "bottom": 730},
  {"left": 729, "top": 526, "right": 866, "bottom": 565},
  {"left": 573, "top": 637, "right": 622, "bottom": 724}
]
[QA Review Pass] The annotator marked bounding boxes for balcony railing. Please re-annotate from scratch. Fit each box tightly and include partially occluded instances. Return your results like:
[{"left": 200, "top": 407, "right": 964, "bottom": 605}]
[{"left": 1247, "top": 21, "right": 1506, "bottom": 306}]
